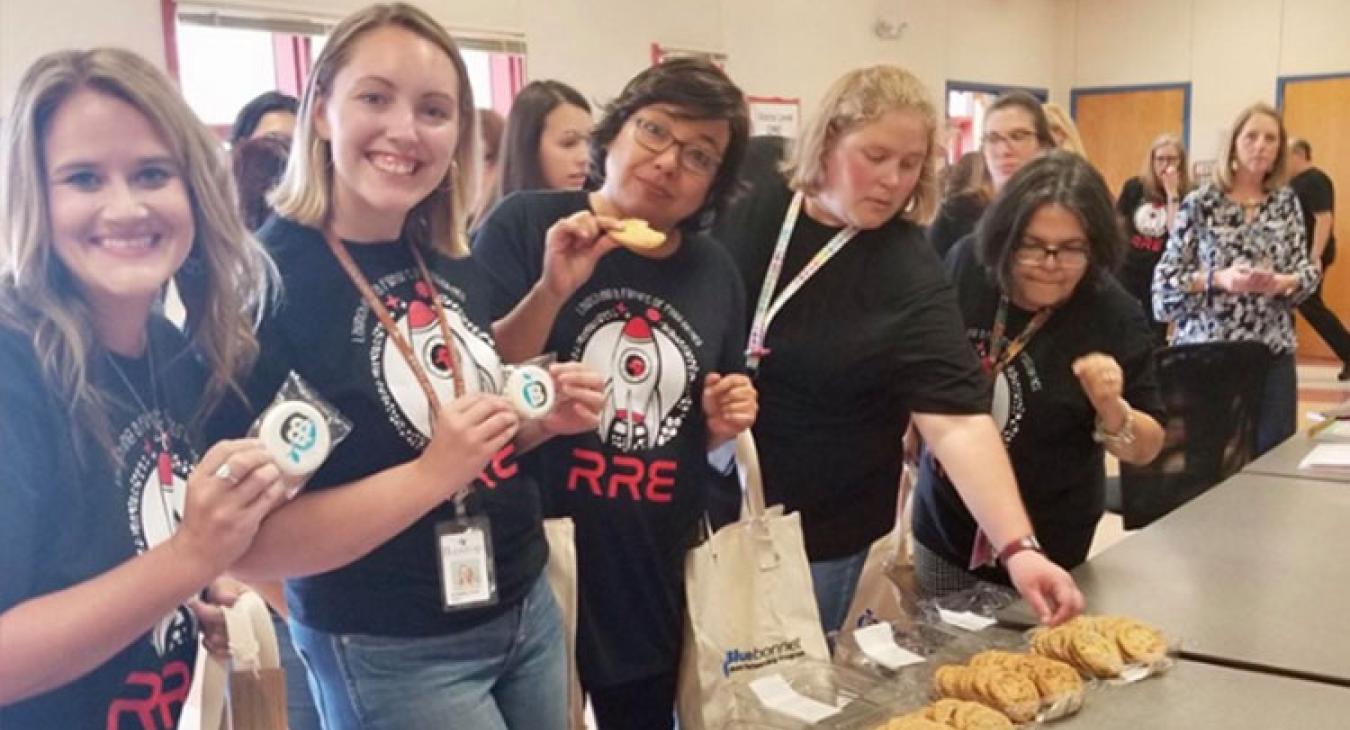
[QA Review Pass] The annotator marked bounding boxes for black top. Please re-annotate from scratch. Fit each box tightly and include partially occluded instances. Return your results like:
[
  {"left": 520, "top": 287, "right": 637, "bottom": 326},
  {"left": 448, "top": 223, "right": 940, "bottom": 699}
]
[
  {"left": 913, "top": 238, "right": 1165, "bottom": 579},
  {"left": 1289, "top": 167, "right": 1337, "bottom": 265},
  {"left": 0, "top": 317, "right": 203, "bottom": 729},
  {"left": 208, "top": 216, "right": 546, "bottom": 637},
  {"left": 1115, "top": 176, "right": 1170, "bottom": 325},
  {"left": 929, "top": 192, "right": 986, "bottom": 260},
  {"left": 472, "top": 190, "right": 748, "bottom": 687},
  {"left": 713, "top": 163, "right": 990, "bottom": 561}
]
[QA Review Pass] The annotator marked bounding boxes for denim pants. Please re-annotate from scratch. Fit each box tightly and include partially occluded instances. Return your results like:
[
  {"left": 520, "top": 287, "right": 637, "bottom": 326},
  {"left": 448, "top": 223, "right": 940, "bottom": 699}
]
[
  {"left": 271, "top": 611, "right": 322, "bottom": 730},
  {"left": 288, "top": 572, "right": 566, "bottom": 730},
  {"left": 1255, "top": 351, "right": 1297, "bottom": 457},
  {"left": 809, "top": 549, "right": 869, "bottom": 637}
]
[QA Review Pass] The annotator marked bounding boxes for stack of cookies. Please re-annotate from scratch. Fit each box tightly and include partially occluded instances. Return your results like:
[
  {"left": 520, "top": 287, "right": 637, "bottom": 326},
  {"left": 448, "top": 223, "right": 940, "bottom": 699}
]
[
  {"left": 1030, "top": 615, "right": 1167, "bottom": 678},
  {"left": 931, "top": 663, "right": 1040, "bottom": 723},
  {"left": 880, "top": 698, "right": 1013, "bottom": 730}
]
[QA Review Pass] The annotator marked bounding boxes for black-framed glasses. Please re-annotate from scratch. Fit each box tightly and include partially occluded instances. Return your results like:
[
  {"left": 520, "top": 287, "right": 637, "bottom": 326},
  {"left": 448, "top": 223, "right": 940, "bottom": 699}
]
[
  {"left": 982, "top": 129, "right": 1038, "bottom": 149},
  {"left": 631, "top": 116, "right": 722, "bottom": 176},
  {"left": 1014, "top": 242, "right": 1090, "bottom": 268}
]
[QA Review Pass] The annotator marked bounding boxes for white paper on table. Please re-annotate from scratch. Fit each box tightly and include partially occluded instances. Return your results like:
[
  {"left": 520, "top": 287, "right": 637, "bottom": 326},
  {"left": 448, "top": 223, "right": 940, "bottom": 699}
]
[
  {"left": 1299, "top": 443, "right": 1350, "bottom": 470},
  {"left": 853, "top": 623, "right": 926, "bottom": 670},
  {"left": 748, "top": 674, "right": 841, "bottom": 723},
  {"left": 937, "top": 608, "right": 997, "bottom": 632}
]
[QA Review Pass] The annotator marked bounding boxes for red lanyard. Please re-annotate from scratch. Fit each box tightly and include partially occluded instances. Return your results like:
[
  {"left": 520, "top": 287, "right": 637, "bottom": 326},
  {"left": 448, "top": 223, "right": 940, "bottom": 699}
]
[
  {"left": 984, "top": 296, "right": 1053, "bottom": 374},
  {"left": 324, "top": 230, "right": 466, "bottom": 420}
]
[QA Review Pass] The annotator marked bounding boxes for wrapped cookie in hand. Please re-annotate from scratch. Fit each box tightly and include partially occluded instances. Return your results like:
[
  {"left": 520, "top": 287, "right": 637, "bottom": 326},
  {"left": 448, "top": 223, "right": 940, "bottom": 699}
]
[
  {"left": 248, "top": 372, "right": 353, "bottom": 498},
  {"left": 499, "top": 354, "right": 558, "bottom": 420}
]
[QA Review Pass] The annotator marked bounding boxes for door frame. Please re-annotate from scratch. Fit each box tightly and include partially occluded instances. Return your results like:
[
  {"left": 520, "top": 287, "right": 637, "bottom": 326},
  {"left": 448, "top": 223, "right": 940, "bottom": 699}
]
[
  {"left": 1277, "top": 72, "right": 1350, "bottom": 109},
  {"left": 1069, "top": 82, "right": 1192, "bottom": 150},
  {"left": 945, "top": 80, "right": 1049, "bottom": 107}
]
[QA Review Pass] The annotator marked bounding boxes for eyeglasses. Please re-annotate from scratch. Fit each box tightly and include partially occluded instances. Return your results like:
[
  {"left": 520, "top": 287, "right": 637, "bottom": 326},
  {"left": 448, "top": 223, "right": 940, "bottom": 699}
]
[
  {"left": 1014, "top": 242, "right": 1090, "bottom": 268},
  {"left": 631, "top": 116, "right": 722, "bottom": 177},
  {"left": 982, "top": 129, "right": 1039, "bottom": 149},
  {"left": 1154, "top": 154, "right": 1182, "bottom": 166}
]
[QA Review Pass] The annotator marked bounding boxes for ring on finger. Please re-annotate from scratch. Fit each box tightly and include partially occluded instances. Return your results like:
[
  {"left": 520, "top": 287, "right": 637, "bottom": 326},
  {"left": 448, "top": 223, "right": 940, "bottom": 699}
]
[{"left": 214, "top": 462, "right": 240, "bottom": 486}]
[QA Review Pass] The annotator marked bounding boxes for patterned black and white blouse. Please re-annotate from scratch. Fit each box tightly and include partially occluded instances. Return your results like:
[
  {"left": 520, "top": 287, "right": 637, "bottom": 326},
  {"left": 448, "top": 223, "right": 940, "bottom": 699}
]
[{"left": 1152, "top": 182, "right": 1318, "bottom": 354}]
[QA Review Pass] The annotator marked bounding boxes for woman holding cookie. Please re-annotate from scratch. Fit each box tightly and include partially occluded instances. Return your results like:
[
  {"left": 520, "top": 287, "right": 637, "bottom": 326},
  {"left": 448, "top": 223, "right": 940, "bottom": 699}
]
[
  {"left": 713, "top": 66, "right": 1083, "bottom": 635},
  {"left": 473, "top": 57, "right": 757, "bottom": 730},
  {"left": 912, "top": 152, "right": 1165, "bottom": 593},
  {"left": 207, "top": 5, "right": 603, "bottom": 729}
]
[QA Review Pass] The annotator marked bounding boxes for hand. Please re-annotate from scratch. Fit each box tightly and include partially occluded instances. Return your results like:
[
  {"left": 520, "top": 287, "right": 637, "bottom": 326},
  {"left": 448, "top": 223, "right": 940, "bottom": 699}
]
[
  {"left": 171, "top": 439, "right": 289, "bottom": 575},
  {"left": 188, "top": 576, "right": 249, "bottom": 657},
  {"left": 540, "top": 210, "right": 621, "bottom": 302},
  {"left": 418, "top": 393, "right": 519, "bottom": 498},
  {"left": 539, "top": 362, "right": 605, "bottom": 437},
  {"left": 1005, "top": 550, "right": 1084, "bottom": 626},
  {"left": 1071, "top": 353, "right": 1126, "bottom": 427},
  {"left": 703, "top": 373, "right": 758, "bottom": 448},
  {"left": 1160, "top": 165, "right": 1180, "bottom": 200}
]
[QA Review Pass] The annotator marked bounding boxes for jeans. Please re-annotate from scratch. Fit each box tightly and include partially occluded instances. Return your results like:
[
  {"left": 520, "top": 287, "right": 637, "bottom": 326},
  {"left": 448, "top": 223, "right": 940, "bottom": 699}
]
[
  {"left": 288, "top": 572, "right": 566, "bottom": 730},
  {"left": 809, "top": 549, "right": 869, "bottom": 637},
  {"left": 1255, "top": 351, "right": 1298, "bottom": 457},
  {"left": 272, "top": 611, "right": 322, "bottom": 730}
]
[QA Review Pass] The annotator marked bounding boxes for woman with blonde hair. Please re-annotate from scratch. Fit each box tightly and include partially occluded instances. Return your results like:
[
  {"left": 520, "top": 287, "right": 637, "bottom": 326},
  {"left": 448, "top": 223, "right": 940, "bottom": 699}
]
[
  {"left": 1117, "top": 133, "right": 1190, "bottom": 341},
  {"left": 715, "top": 65, "right": 1082, "bottom": 635},
  {"left": 1154, "top": 103, "right": 1318, "bottom": 455},
  {"left": 1043, "top": 102, "right": 1087, "bottom": 156},
  {"left": 209, "top": 4, "right": 603, "bottom": 728},
  {"left": 0, "top": 48, "right": 285, "bottom": 726}
]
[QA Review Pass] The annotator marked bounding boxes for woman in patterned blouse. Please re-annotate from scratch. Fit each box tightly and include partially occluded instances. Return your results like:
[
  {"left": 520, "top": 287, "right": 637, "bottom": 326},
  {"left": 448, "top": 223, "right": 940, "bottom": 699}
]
[{"left": 1153, "top": 102, "right": 1319, "bottom": 455}]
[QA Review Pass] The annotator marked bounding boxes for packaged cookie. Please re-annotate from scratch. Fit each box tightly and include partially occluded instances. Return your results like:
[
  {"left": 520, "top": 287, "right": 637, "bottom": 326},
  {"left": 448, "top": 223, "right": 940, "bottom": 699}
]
[
  {"left": 1027, "top": 614, "right": 1174, "bottom": 684},
  {"left": 498, "top": 354, "right": 558, "bottom": 420},
  {"left": 248, "top": 371, "right": 353, "bottom": 498}
]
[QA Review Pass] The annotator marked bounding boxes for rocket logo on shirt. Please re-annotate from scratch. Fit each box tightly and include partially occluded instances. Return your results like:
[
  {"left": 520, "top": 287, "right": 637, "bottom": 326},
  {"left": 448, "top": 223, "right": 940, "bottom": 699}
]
[
  {"left": 364, "top": 275, "right": 502, "bottom": 449},
  {"left": 973, "top": 329, "right": 1028, "bottom": 444},
  {"left": 118, "top": 413, "right": 199, "bottom": 659},
  {"left": 575, "top": 295, "right": 698, "bottom": 452}
]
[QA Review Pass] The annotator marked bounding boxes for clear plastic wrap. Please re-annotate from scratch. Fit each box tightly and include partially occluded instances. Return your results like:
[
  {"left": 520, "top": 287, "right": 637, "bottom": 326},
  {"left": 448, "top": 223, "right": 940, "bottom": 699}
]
[{"left": 248, "top": 371, "right": 352, "bottom": 498}]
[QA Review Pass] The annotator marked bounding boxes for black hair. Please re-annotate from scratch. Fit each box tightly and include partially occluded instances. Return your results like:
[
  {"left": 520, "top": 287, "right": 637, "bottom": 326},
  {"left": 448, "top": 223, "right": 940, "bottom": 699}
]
[
  {"left": 587, "top": 57, "right": 749, "bottom": 231},
  {"left": 498, "top": 80, "right": 591, "bottom": 195},
  {"left": 985, "top": 91, "right": 1056, "bottom": 150},
  {"left": 229, "top": 91, "right": 298, "bottom": 145}
]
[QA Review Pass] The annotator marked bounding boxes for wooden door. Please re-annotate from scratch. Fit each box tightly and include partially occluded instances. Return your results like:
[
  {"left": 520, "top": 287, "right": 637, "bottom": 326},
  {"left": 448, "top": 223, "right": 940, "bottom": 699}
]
[
  {"left": 1283, "top": 75, "right": 1350, "bottom": 361},
  {"left": 1074, "top": 86, "right": 1188, "bottom": 198}
]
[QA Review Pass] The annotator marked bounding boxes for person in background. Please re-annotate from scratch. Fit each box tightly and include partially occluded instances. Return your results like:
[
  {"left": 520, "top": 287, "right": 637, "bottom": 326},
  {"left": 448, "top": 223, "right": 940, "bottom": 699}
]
[
  {"left": 1287, "top": 137, "right": 1350, "bottom": 380},
  {"left": 229, "top": 90, "right": 299, "bottom": 146},
  {"left": 232, "top": 134, "right": 290, "bottom": 231},
  {"left": 1043, "top": 102, "right": 1087, "bottom": 156},
  {"left": 929, "top": 150, "right": 990, "bottom": 258},
  {"left": 1116, "top": 133, "right": 1190, "bottom": 343},
  {"left": 913, "top": 152, "right": 1165, "bottom": 592},
  {"left": 469, "top": 107, "right": 505, "bottom": 229},
  {"left": 714, "top": 66, "right": 1082, "bottom": 637},
  {"left": 0, "top": 47, "right": 284, "bottom": 727},
  {"left": 1154, "top": 102, "right": 1319, "bottom": 456}
]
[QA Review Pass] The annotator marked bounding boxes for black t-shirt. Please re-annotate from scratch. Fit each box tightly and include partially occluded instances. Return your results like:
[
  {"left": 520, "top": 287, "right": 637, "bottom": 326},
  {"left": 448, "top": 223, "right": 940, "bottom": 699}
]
[
  {"left": 472, "top": 190, "right": 747, "bottom": 687},
  {"left": 0, "top": 317, "right": 202, "bottom": 729},
  {"left": 713, "top": 166, "right": 990, "bottom": 561},
  {"left": 208, "top": 216, "right": 546, "bottom": 637},
  {"left": 912, "top": 238, "right": 1164, "bottom": 580},
  {"left": 929, "top": 192, "right": 986, "bottom": 260},
  {"left": 1290, "top": 167, "right": 1337, "bottom": 265},
  {"left": 1115, "top": 176, "right": 1170, "bottom": 322}
]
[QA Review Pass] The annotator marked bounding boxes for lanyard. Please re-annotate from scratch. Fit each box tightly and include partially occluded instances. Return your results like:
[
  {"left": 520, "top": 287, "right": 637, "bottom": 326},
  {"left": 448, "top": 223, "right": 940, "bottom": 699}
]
[
  {"left": 324, "top": 230, "right": 466, "bottom": 414},
  {"left": 745, "top": 191, "right": 859, "bottom": 371},
  {"left": 984, "top": 296, "right": 1053, "bottom": 374}
]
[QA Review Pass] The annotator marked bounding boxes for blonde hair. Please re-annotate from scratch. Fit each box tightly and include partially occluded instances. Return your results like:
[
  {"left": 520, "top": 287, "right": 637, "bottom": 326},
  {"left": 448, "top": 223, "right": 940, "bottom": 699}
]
[
  {"left": 270, "top": 2, "right": 477, "bottom": 257},
  {"left": 1042, "top": 102, "right": 1087, "bottom": 156},
  {"left": 1140, "top": 133, "right": 1190, "bottom": 202},
  {"left": 0, "top": 48, "right": 275, "bottom": 454},
  {"left": 783, "top": 65, "right": 939, "bottom": 224},
  {"left": 1213, "top": 102, "right": 1288, "bottom": 193}
]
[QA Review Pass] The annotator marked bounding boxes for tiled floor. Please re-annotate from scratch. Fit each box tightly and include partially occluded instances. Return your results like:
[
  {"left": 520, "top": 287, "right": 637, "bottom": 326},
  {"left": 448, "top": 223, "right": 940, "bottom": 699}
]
[{"left": 1088, "top": 356, "right": 1350, "bottom": 558}]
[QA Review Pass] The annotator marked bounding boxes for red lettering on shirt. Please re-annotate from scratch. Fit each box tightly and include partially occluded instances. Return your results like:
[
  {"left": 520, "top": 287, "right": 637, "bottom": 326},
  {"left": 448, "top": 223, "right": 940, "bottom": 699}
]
[
  {"left": 105, "top": 660, "right": 191, "bottom": 730},
  {"left": 566, "top": 448, "right": 678, "bottom": 503},
  {"left": 475, "top": 443, "right": 519, "bottom": 490}
]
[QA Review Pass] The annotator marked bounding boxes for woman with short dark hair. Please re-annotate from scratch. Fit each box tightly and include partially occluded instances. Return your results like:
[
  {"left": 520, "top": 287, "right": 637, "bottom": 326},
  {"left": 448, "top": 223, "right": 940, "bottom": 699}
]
[{"left": 913, "top": 151, "right": 1165, "bottom": 593}]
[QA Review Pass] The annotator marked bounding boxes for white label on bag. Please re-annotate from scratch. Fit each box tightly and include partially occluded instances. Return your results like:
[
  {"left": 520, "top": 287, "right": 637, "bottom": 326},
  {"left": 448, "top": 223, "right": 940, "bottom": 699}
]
[
  {"left": 854, "top": 623, "right": 925, "bottom": 670},
  {"left": 748, "top": 675, "right": 840, "bottom": 723},
  {"left": 937, "top": 609, "right": 997, "bottom": 632}
]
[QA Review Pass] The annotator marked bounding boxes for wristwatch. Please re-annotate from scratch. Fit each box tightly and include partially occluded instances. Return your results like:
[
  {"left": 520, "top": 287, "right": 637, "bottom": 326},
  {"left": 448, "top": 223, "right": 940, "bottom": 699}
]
[
  {"left": 997, "top": 535, "right": 1043, "bottom": 565},
  {"left": 1093, "top": 401, "right": 1136, "bottom": 447}
]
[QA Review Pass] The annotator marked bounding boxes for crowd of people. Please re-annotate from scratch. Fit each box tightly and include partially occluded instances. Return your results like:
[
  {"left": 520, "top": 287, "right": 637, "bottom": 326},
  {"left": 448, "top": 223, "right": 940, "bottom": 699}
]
[{"left": 0, "top": 2, "right": 1338, "bottom": 729}]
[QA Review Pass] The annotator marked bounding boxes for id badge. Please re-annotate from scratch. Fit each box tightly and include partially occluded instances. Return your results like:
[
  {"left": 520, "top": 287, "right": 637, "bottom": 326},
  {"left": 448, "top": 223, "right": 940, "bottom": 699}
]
[{"left": 435, "top": 516, "right": 498, "bottom": 611}]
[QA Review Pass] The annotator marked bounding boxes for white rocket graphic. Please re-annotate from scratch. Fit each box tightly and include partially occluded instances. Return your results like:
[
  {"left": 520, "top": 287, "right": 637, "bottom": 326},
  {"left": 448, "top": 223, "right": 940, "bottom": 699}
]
[{"left": 602, "top": 317, "right": 665, "bottom": 451}]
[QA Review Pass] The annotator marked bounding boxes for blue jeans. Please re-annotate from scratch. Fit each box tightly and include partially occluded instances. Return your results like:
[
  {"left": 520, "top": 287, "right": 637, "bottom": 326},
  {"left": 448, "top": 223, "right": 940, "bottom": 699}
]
[
  {"left": 288, "top": 572, "right": 566, "bottom": 730},
  {"left": 272, "top": 612, "right": 322, "bottom": 730},
  {"left": 1255, "top": 351, "right": 1297, "bottom": 457},
  {"left": 809, "top": 549, "right": 868, "bottom": 637}
]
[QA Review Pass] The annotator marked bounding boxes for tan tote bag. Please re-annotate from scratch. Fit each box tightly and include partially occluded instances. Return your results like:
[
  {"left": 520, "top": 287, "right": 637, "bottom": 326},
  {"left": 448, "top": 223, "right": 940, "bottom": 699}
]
[
  {"left": 543, "top": 516, "right": 586, "bottom": 730},
  {"left": 199, "top": 590, "right": 288, "bottom": 730}
]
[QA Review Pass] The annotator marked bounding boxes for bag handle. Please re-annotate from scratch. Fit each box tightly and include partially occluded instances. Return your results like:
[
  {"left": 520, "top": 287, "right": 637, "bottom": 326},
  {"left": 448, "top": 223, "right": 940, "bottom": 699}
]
[
  {"left": 734, "top": 430, "right": 767, "bottom": 518},
  {"left": 199, "top": 591, "right": 281, "bottom": 730}
]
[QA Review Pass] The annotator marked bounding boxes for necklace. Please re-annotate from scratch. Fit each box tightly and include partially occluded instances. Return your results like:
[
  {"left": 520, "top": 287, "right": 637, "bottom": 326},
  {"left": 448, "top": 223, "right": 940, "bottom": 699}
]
[{"left": 106, "top": 341, "right": 178, "bottom": 533}]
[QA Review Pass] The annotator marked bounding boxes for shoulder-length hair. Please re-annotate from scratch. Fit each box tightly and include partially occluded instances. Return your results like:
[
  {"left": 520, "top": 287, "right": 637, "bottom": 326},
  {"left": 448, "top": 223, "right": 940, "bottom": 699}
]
[
  {"left": 588, "top": 57, "right": 749, "bottom": 232},
  {"left": 1140, "top": 133, "right": 1191, "bottom": 202},
  {"left": 784, "top": 65, "right": 940, "bottom": 224},
  {"left": 977, "top": 151, "right": 1125, "bottom": 293},
  {"left": 1213, "top": 102, "right": 1288, "bottom": 193},
  {"left": 269, "top": 3, "right": 477, "bottom": 257},
  {"left": 1042, "top": 102, "right": 1086, "bottom": 156},
  {"left": 499, "top": 80, "right": 590, "bottom": 196},
  {"left": 0, "top": 48, "right": 276, "bottom": 454}
]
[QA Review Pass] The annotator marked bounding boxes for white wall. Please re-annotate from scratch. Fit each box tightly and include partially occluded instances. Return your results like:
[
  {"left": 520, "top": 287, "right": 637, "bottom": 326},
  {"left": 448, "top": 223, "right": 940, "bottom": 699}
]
[{"left": 1063, "top": 0, "right": 1350, "bottom": 164}]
